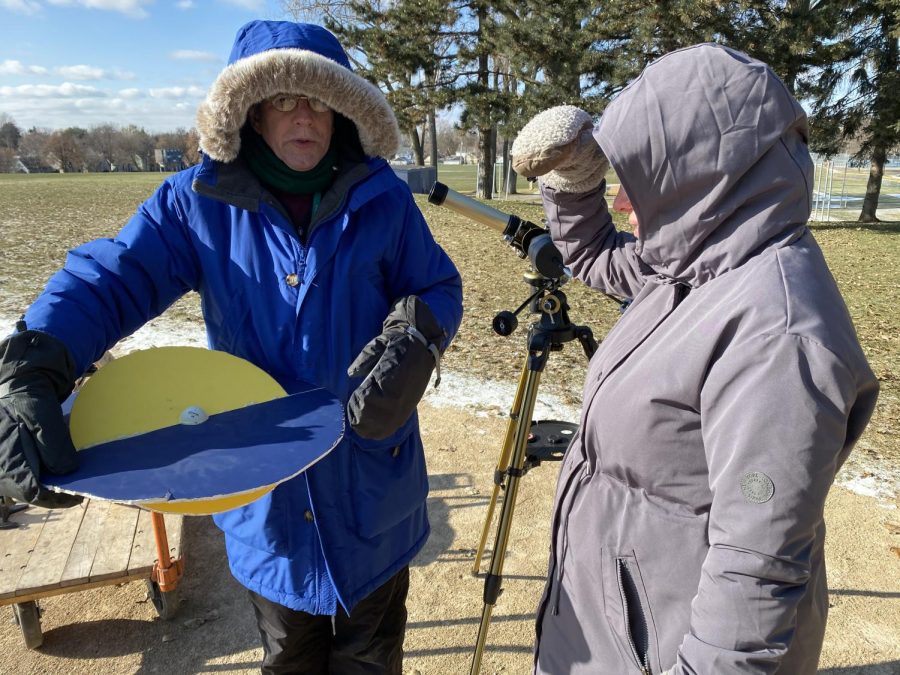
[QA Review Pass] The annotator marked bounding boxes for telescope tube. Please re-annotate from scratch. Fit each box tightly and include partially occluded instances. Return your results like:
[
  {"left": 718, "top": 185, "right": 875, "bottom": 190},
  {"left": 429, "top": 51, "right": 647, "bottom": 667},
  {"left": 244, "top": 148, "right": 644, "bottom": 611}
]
[
  {"left": 427, "top": 182, "right": 566, "bottom": 279},
  {"left": 428, "top": 182, "right": 516, "bottom": 235}
]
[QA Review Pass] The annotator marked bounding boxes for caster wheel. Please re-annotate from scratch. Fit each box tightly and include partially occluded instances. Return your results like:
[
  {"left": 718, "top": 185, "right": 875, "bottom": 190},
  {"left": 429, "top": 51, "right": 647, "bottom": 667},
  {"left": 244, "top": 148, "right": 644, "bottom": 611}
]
[
  {"left": 145, "top": 579, "right": 180, "bottom": 620},
  {"left": 13, "top": 601, "right": 43, "bottom": 649}
]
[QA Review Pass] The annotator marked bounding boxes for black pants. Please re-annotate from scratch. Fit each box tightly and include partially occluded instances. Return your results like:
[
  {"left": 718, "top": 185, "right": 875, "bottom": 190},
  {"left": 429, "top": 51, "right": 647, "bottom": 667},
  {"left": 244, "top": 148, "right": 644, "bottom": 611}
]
[{"left": 248, "top": 566, "right": 410, "bottom": 675}]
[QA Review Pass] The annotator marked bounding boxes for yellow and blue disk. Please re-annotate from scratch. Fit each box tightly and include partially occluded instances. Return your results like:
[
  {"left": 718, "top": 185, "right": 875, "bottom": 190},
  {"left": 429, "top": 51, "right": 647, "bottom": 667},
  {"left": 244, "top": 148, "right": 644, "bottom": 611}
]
[{"left": 44, "top": 347, "right": 344, "bottom": 515}]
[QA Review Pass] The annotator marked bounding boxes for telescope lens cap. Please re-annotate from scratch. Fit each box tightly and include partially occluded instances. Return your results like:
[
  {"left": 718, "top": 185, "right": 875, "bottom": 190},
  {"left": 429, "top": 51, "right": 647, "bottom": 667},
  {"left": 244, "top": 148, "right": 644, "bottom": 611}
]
[{"left": 428, "top": 181, "right": 448, "bottom": 205}]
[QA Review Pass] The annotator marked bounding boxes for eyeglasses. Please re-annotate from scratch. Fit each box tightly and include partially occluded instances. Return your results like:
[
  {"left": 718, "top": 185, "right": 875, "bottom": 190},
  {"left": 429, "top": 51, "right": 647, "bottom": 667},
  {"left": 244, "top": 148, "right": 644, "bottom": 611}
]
[{"left": 268, "top": 93, "right": 331, "bottom": 114}]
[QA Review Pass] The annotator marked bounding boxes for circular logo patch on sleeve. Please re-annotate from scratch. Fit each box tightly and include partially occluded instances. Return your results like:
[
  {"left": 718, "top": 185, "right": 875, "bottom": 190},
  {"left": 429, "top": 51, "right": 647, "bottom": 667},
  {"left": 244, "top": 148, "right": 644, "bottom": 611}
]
[{"left": 740, "top": 472, "right": 775, "bottom": 504}]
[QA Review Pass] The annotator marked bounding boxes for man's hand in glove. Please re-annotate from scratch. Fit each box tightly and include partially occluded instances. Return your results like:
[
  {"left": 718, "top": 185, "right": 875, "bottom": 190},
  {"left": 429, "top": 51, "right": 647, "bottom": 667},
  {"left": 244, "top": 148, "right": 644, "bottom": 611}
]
[
  {"left": 511, "top": 105, "right": 609, "bottom": 193},
  {"left": 0, "top": 327, "right": 83, "bottom": 508},
  {"left": 347, "top": 296, "right": 445, "bottom": 440}
]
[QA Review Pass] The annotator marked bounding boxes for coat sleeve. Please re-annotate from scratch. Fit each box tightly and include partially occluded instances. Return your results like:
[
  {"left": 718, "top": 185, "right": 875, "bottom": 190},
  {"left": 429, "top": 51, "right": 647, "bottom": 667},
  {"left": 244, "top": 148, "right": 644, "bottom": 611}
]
[
  {"left": 540, "top": 181, "right": 649, "bottom": 300},
  {"left": 672, "top": 332, "right": 877, "bottom": 673},
  {"left": 23, "top": 178, "right": 201, "bottom": 376},
  {"left": 382, "top": 191, "right": 463, "bottom": 350}
]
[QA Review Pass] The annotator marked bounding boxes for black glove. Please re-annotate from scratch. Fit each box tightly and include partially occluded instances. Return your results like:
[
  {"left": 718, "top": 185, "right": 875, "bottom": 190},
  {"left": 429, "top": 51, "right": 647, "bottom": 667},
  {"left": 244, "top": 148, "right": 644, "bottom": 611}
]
[
  {"left": 347, "top": 296, "right": 445, "bottom": 440},
  {"left": 0, "top": 326, "right": 83, "bottom": 508}
]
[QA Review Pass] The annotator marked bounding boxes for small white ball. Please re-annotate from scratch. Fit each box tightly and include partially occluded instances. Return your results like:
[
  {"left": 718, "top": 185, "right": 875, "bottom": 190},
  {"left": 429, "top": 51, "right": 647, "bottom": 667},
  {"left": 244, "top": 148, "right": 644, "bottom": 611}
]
[{"left": 179, "top": 406, "right": 208, "bottom": 425}]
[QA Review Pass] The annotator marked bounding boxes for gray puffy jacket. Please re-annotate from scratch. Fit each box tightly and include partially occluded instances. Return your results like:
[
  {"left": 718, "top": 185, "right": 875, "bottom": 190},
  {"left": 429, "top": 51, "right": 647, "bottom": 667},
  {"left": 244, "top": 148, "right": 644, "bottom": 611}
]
[{"left": 534, "top": 44, "right": 879, "bottom": 675}]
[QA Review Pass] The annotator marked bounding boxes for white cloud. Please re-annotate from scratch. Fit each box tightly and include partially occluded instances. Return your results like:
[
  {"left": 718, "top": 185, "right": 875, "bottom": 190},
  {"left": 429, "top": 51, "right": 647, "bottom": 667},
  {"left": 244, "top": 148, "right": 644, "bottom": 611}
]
[
  {"left": 0, "top": 82, "right": 106, "bottom": 97},
  {"left": 169, "top": 50, "right": 219, "bottom": 63},
  {"left": 1, "top": 95, "right": 202, "bottom": 132},
  {"left": 0, "top": 0, "right": 42, "bottom": 14},
  {"left": 111, "top": 68, "right": 137, "bottom": 80},
  {"left": 0, "top": 59, "right": 49, "bottom": 75},
  {"left": 44, "top": 0, "right": 152, "bottom": 18},
  {"left": 54, "top": 65, "right": 137, "bottom": 80},
  {"left": 148, "top": 85, "right": 205, "bottom": 99},
  {"left": 57, "top": 64, "right": 105, "bottom": 80},
  {"left": 219, "top": 0, "right": 263, "bottom": 10},
  {"left": 175, "top": 0, "right": 193, "bottom": 8},
  {"left": 118, "top": 87, "right": 143, "bottom": 99}
]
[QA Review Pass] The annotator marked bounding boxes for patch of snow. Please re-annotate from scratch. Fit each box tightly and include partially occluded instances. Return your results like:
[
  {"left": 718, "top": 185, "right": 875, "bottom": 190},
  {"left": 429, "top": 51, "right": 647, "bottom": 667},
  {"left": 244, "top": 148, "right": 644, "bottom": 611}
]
[
  {"left": 2, "top": 313, "right": 206, "bottom": 355},
  {"left": 835, "top": 460, "right": 898, "bottom": 509},
  {"left": 423, "top": 370, "right": 581, "bottom": 423}
]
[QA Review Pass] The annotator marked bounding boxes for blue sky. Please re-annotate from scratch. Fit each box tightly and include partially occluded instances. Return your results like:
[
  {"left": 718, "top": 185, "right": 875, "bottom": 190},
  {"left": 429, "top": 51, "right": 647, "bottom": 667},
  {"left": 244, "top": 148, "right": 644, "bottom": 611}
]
[{"left": 0, "top": 0, "right": 295, "bottom": 132}]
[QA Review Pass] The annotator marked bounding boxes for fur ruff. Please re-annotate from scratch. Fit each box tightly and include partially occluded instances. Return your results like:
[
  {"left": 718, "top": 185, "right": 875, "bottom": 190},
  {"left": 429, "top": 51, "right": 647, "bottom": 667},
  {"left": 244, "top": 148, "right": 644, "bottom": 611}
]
[{"left": 197, "top": 48, "right": 400, "bottom": 162}]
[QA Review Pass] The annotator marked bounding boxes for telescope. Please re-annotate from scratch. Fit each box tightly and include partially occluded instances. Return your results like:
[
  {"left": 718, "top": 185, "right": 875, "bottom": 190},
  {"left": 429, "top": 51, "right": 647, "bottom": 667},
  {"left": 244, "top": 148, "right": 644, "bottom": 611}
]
[
  {"left": 428, "top": 180, "right": 599, "bottom": 675},
  {"left": 427, "top": 182, "right": 565, "bottom": 279}
]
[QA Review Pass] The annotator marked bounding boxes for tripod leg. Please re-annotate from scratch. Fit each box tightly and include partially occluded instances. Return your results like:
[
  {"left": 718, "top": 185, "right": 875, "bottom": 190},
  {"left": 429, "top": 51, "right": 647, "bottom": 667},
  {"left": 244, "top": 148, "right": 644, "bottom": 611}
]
[
  {"left": 470, "top": 367, "right": 543, "bottom": 675},
  {"left": 472, "top": 362, "right": 530, "bottom": 575}
]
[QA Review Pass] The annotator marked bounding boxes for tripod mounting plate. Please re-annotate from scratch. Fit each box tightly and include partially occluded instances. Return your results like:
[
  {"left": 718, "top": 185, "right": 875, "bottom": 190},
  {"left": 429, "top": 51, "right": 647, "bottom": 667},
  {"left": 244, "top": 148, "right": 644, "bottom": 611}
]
[{"left": 527, "top": 420, "right": 578, "bottom": 465}]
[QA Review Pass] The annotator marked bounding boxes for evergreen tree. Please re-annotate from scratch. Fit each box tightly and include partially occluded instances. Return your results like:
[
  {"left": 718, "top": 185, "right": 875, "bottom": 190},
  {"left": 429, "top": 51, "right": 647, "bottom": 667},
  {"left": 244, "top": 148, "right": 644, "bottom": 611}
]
[
  {"left": 800, "top": 1, "right": 899, "bottom": 222},
  {"left": 718, "top": 1, "right": 848, "bottom": 94},
  {"left": 0, "top": 116, "right": 22, "bottom": 151},
  {"left": 582, "top": 0, "right": 724, "bottom": 96},
  {"left": 284, "top": 0, "right": 456, "bottom": 167}
]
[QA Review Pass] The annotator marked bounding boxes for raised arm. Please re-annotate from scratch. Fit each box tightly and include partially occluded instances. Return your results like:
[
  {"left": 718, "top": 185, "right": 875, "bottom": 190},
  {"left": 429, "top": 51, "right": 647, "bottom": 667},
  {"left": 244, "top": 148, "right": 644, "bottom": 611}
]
[{"left": 512, "top": 106, "right": 649, "bottom": 300}]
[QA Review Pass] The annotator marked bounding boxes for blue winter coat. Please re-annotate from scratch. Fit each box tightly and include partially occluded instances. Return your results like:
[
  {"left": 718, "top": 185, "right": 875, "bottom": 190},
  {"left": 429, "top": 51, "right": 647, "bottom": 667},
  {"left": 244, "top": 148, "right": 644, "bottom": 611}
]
[{"left": 24, "top": 155, "right": 463, "bottom": 612}]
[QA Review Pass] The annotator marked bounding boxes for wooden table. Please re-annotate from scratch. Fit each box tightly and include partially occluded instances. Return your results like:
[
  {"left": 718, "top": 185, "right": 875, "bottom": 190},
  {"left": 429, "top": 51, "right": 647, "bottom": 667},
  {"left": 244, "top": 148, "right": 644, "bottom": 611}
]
[{"left": 0, "top": 499, "right": 183, "bottom": 648}]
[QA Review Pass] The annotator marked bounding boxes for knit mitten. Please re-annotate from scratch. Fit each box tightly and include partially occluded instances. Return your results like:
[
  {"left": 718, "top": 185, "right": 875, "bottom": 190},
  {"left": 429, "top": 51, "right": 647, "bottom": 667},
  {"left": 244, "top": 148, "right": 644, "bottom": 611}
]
[{"left": 511, "top": 105, "right": 608, "bottom": 193}]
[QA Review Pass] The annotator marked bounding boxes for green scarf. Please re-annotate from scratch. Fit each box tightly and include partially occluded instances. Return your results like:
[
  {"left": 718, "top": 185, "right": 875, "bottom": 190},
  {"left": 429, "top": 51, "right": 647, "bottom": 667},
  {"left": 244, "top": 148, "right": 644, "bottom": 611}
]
[{"left": 242, "top": 129, "right": 338, "bottom": 194}]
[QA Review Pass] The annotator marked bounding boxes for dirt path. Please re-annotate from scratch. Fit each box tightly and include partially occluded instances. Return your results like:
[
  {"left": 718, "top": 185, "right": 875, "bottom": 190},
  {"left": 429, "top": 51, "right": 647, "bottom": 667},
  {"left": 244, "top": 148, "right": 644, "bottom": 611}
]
[{"left": 1, "top": 403, "right": 898, "bottom": 674}]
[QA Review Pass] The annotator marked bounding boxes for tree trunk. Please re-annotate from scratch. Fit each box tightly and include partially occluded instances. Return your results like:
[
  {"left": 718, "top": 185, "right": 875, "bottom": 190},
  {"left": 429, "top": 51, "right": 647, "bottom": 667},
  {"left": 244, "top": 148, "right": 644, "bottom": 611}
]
[
  {"left": 500, "top": 138, "right": 518, "bottom": 196},
  {"left": 858, "top": 149, "right": 885, "bottom": 223},
  {"left": 475, "top": 4, "right": 492, "bottom": 199},
  {"left": 408, "top": 126, "right": 424, "bottom": 166},
  {"left": 428, "top": 110, "right": 438, "bottom": 170},
  {"left": 476, "top": 125, "right": 494, "bottom": 200}
]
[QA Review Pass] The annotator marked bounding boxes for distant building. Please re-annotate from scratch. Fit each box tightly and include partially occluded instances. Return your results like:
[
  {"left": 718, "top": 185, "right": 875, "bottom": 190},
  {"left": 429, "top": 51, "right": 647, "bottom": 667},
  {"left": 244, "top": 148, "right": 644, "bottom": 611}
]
[
  {"left": 17, "top": 156, "right": 54, "bottom": 173},
  {"left": 154, "top": 148, "right": 185, "bottom": 172}
]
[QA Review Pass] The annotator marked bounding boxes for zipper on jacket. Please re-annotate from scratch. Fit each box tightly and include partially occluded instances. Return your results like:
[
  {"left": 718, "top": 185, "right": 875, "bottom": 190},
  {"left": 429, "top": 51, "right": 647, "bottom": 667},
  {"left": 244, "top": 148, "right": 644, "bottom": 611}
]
[{"left": 616, "top": 558, "right": 652, "bottom": 674}]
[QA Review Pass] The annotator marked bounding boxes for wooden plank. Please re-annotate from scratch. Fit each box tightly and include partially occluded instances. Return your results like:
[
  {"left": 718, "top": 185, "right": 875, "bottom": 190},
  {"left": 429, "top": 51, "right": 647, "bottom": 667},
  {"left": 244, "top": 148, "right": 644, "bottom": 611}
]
[
  {"left": 166, "top": 512, "right": 184, "bottom": 560},
  {"left": 60, "top": 499, "right": 110, "bottom": 588},
  {"left": 0, "top": 507, "right": 50, "bottom": 600},
  {"left": 128, "top": 511, "right": 185, "bottom": 574},
  {"left": 88, "top": 503, "right": 140, "bottom": 582},
  {"left": 127, "top": 509, "right": 154, "bottom": 574},
  {"left": 0, "top": 571, "right": 149, "bottom": 607},
  {"left": 16, "top": 501, "right": 87, "bottom": 593}
]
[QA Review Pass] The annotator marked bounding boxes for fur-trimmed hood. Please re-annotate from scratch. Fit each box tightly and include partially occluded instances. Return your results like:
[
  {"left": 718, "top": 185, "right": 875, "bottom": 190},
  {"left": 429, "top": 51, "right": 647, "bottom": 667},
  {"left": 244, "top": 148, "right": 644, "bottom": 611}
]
[{"left": 197, "top": 21, "right": 400, "bottom": 163}]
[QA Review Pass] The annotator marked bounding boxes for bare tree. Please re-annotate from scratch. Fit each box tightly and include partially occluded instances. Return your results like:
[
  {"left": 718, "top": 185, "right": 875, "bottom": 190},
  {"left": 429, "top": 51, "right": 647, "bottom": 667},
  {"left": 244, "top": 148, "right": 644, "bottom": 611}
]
[
  {"left": 88, "top": 124, "right": 120, "bottom": 171},
  {"left": 183, "top": 128, "right": 202, "bottom": 166},
  {"left": 435, "top": 119, "right": 463, "bottom": 158},
  {"left": 45, "top": 128, "right": 88, "bottom": 173},
  {"left": 18, "top": 128, "right": 52, "bottom": 171},
  {"left": 0, "top": 148, "right": 18, "bottom": 172}
]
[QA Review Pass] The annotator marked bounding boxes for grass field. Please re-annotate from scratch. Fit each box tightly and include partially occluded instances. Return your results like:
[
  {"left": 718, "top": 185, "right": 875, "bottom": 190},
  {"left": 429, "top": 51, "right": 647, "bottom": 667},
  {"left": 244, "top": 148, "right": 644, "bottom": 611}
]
[{"left": 1, "top": 171, "right": 897, "bottom": 477}]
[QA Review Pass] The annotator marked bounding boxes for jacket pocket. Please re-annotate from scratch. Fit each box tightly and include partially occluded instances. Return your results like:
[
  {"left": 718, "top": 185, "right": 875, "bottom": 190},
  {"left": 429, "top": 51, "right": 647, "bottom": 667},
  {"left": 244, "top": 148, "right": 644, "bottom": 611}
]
[
  {"left": 349, "top": 424, "right": 428, "bottom": 539},
  {"left": 605, "top": 552, "right": 659, "bottom": 674},
  {"left": 213, "top": 484, "right": 294, "bottom": 556}
]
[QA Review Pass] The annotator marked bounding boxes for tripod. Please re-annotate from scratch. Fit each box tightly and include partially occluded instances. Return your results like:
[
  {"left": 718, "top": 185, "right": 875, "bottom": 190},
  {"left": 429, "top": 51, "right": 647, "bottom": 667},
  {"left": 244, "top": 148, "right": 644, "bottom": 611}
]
[{"left": 470, "top": 271, "right": 596, "bottom": 675}]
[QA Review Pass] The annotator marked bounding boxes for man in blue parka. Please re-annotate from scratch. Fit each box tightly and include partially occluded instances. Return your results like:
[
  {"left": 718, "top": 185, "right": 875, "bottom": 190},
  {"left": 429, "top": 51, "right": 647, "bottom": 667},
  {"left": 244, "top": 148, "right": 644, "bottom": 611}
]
[{"left": 0, "top": 21, "right": 463, "bottom": 673}]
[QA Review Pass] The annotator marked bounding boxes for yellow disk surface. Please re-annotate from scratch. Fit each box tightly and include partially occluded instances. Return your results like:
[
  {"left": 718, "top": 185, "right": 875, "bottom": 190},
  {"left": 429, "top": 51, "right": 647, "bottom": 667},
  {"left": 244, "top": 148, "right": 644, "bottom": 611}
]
[{"left": 69, "top": 347, "right": 288, "bottom": 514}]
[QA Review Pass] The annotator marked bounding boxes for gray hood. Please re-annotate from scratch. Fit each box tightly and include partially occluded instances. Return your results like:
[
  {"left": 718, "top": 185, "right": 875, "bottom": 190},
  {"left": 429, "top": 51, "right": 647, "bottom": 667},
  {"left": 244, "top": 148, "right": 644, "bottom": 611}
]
[{"left": 595, "top": 43, "right": 813, "bottom": 286}]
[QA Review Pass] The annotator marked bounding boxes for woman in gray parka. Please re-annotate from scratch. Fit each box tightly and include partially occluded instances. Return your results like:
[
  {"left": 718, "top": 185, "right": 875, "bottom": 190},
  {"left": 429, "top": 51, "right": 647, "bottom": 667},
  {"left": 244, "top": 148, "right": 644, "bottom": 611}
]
[{"left": 510, "top": 44, "right": 879, "bottom": 674}]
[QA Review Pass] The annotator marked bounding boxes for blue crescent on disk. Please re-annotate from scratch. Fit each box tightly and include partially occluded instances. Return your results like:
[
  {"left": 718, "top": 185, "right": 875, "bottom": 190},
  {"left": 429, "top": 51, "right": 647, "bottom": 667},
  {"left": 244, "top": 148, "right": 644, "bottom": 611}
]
[{"left": 43, "top": 346, "right": 344, "bottom": 515}]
